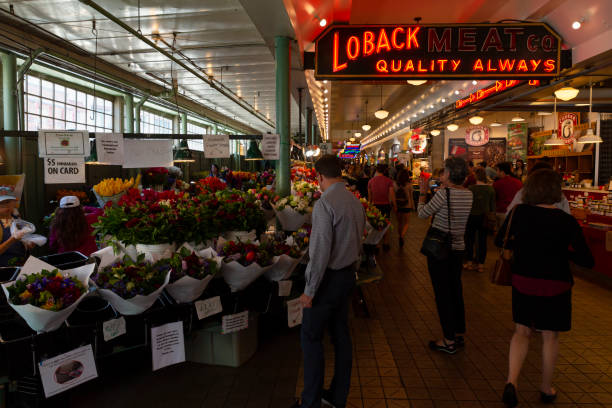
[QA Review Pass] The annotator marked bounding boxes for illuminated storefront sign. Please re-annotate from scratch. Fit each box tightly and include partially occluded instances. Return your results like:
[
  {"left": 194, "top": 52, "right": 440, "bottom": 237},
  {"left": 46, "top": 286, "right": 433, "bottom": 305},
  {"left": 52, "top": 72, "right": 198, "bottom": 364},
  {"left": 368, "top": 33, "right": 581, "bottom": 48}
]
[
  {"left": 465, "top": 126, "right": 490, "bottom": 146},
  {"left": 455, "top": 80, "right": 540, "bottom": 109},
  {"left": 315, "top": 24, "right": 562, "bottom": 79},
  {"left": 409, "top": 133, "right": 428, "bottom": 154},
  {"left": 558, "top": 113, "right": 579, "bottom": 144}
]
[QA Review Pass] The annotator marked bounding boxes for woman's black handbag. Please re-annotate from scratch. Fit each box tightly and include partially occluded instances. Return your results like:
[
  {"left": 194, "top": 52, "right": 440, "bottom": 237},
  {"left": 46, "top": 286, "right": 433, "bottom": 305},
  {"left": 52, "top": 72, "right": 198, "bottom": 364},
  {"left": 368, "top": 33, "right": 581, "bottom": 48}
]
[{"left": 420, "top": 188, "right": 452, "bottom": 260}]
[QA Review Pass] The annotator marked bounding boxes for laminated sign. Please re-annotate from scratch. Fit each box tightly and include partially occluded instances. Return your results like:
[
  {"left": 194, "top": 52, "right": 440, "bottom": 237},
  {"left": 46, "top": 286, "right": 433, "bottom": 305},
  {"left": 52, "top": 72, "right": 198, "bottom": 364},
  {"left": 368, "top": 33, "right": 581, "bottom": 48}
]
[
  {"left": 261, "top": 134, "right": 280, "bottom": 160},
  {"left": 204, "top": 134, "right": 230, "bottom": 158},
  {"left": 38, "top": 130, "right": 90, "bottom": 157},
  {"left": 39, "top": 345, "right": 98, "bottom": 398},
  {"left": 44, "top": 157, "right": 85, "bottom": 184},
  {"left": 95, "top": 133, "right": 125, "bottom": 165}
]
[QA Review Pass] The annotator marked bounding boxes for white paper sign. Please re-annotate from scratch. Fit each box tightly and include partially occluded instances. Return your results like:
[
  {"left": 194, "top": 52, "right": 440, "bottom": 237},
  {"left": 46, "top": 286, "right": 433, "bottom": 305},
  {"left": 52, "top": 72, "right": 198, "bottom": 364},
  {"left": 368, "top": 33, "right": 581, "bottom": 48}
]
[
  {"left": 95, "top": 133, "right": 124, "bottom": 165},
  {"left": 261, "top": 134, "right": 280, "bottom": 160},
  {"left": 39, "top": 345, "right": 98, "bottom": 398},
  {"left": 44, "top": 157, "right": 85, "bottom": 184},
  {"left": 287, "top": 298, "right": 303, "bottom": 328},
  {"left": 102, "top": 317, "right": 126, "bottom": 342},
  {"left": 38, "top": 130, "right": 90, "bottom": 157},
  {"left": 151, "top": 321, "right": 185, "bottom": 371},
  {"left": 194, "top": 296, "right": 223, "bottom": 320},
  {"left": 278, "top": 280, "right": 293, "bottom": 297},
  {"left": 397, "top": 153, "right": 411, "bottom": 166},
  {"left": 122, "top": 139, "right": 173, "bottom": 168},
  {"left": 319, "top": 143, "right": 332, "bottom": 155},
  {"left": 204, "top": 134, "right": 230, "bottom": 158},
  {"left": 222, "top": 310, "right": 249, "bottom": 334}
]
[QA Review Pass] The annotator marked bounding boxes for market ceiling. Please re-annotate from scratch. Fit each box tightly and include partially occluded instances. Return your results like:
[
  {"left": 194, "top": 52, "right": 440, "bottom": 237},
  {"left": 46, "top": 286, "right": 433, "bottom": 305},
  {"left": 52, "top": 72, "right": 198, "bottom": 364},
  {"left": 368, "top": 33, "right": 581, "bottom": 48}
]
[
  {"left": 0, "top": 0, "right": 311, "bottom": 135},
  {"left": 285, "top": 0, "right": 612, "bottom": 144}
]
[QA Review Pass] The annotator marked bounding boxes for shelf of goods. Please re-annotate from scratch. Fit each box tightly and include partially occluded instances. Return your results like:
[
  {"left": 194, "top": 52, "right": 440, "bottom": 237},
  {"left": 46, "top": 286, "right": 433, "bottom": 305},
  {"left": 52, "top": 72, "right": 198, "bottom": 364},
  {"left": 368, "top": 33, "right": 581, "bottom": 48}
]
[{"left": 527, "top": 151, "right": 594, "bottom": 180}]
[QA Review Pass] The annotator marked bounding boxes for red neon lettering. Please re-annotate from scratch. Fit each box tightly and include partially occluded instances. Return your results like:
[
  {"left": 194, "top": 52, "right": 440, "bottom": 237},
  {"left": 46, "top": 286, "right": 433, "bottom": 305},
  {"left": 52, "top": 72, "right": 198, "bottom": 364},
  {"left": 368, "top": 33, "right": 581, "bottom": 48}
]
[
  {"left": 417, "top": 60, "right": 428, "bottom": 72},
  {"left": 406, "top": 26, "right": 420, "bottom": 49},
  {"left": 333, "top": 32, "right": 347, "bottom": 72},
  {"left": 476, "top": 90, "right": 485, "bottom": 100},
  {"left": 376, "top": 59, "right": 389, "bottom": 73},
  {"left": 391, "top": 60, "right": 402, "bottom": 72},
  {"left": 451, "top": 60, "right": 461, "bottom": 71},
  {"left": 458, "top": 28, "right": 477, "bottom": 51},
  {"left": 495, "top": 81, "right": 504, "bottom": 92},
  {"left": 403, "top": 60, "right": 415, "bottom": 72},
  {"left": 517, "top": 59, "right": 529, "bottom": 72},
  {"left": 428, "top": 28, "right": 451, "bottom": 52},
  {"left": 473, "top": 59, "right": 484, "bottom": 71},
  {"left": 527, "top": 35, "right": 539, "bottom": 52},
  {"left": 529, "top": 80, "right": 541, "bottom": 86},
  {"left": 499, "top": 59, "right": 515, "bottom": 71},
  {"left": 543, "top": 59, "right": 556, "bottom": 72},
  {"left": 346, "top": 36, "right": 360, "bottom": 60},
  {"left": 363, "top": 31, "right": 375, "bottom": 56},
  {"left": 542, "top": 35, "right": 555, "bottom": 52},
  {"left": 437, "top": 59, "right": 448, "bottom": 71},
  {"left": 507, "top": 80, "right": 519, "bottom": 87},
  {"left": 482, "top": 28, "right": 504, "bottom": 52},
  {"left": 391, "top": 27, "right": 405, "bottom": 50},
  {"left": 530, "top": 59, "right": 542, "bottom": 71},
  {"left": 376, "top": 28, "right": 391, "bottom": 53},
  {"left": 504, "top": 28, "right": 524, "bottom": 52},
  {"left": 486, "top": 59, "right": 497, "bottom": 71},
  {"left": 430, "top": 60, "right": 435, "bottom": 71}
]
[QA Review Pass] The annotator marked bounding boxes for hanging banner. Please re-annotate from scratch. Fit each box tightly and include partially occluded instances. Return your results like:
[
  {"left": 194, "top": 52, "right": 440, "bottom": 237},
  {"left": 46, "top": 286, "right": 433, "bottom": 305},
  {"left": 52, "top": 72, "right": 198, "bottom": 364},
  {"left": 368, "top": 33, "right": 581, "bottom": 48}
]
[
  {"left": 315, "top": 23, "right": 562, "bottom": 79},
  {"left": 507, "top": 123, "right": 528, "bottom": 161},
  {"left": 122, "top": 139, "right": 173, "bottom": 168},
  {"left": 204, "top": 134, "right": 230, "bottom": 158},
  {"left": 38, "top": 130, "right": 90, "bottom": 157},
  {"left": 44, "top": 157, "right": 86, "bottom": 184},
  {"left": 39, "top": 345, "right": 98, "bottom": 398},
  {"left": 558, "top": 112, "right": 579, "bottom": 145},
  {"left": 261, "top": 134, "right": 280, "bottom": 160},
  {"left": 465, "top": 126, "right": 490, "bottom": 146},
  {"left": 95, "top": 133, "right": 124, "bottom": 165}
]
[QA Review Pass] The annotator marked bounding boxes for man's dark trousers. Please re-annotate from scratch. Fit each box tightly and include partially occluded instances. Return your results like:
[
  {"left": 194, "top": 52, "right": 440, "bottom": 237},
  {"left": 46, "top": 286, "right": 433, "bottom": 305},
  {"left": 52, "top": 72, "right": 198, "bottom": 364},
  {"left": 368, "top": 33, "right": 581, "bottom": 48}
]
[{"left": 301, "top": 266, "right": 356, "bottom": 408}]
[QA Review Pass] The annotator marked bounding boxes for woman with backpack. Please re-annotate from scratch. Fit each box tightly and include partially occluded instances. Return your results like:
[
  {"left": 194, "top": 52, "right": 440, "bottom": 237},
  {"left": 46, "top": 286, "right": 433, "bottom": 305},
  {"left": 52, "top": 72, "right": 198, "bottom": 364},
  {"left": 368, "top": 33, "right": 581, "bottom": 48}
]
[{"left": 394, "top": 169, "right": 414, "bottom": 248}]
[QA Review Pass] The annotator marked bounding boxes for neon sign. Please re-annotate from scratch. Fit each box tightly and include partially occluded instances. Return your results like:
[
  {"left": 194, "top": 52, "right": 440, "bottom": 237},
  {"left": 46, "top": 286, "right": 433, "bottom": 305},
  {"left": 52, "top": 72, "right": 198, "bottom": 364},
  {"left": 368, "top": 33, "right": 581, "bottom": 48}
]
[
  {"left": 455, "top": 80, "right": 540, "bottom": 109},
  {"left": 316, "top": 24, "right": 562, "bottom": 79}
]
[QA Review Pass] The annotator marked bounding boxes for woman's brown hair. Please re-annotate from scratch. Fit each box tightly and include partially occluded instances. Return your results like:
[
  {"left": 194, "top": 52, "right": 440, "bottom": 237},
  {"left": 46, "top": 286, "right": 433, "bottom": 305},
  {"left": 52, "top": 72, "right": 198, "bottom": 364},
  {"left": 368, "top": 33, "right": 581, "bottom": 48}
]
[
  {"left": 522, "top": 169, "right": 562, "bottom": 206},
  {"left": 50, "top": 206, "right": 89, "bottom": 251},
  {"left": 474, "top": 167, "right": 488, "bottom": 183}
]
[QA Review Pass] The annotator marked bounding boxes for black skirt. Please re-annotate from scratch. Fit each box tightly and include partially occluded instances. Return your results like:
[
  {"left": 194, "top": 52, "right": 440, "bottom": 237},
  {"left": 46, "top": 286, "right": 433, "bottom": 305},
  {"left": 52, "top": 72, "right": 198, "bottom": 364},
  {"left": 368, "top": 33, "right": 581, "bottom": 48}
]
[{"left": 512, "top": 288, "right": 572, "bottom": 332}]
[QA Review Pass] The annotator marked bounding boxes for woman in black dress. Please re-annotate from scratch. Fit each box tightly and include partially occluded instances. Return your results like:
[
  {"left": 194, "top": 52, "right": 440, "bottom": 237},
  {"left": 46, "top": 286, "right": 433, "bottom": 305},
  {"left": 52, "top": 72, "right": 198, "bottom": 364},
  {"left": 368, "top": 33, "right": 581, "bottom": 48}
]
[{"left": 496, "top": 169, "right": 594, "bottom": 407}]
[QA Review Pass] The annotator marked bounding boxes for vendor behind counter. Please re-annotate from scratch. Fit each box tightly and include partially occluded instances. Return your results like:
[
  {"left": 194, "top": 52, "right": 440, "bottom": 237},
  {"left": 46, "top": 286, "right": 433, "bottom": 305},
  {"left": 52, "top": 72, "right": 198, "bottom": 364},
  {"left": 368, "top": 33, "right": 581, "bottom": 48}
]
[{"left": 0, "top": 194, "right": 31, "bottom": 266}]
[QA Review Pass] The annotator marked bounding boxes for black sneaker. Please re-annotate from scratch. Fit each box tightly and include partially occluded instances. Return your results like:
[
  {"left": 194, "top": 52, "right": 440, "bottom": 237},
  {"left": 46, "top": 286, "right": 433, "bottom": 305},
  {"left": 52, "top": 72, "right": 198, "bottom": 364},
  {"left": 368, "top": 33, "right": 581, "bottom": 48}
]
[
  {"left": 502, "top": 383, "right": 518, "bottom": 407},
  {"left": 321, "top": 389, "right": 336, "bottom": 407},
  {"left": 540, "top": 390, "right": 557, "bottom": 404},
  {"left": 399, "top": 237, "right": 404, "bottom": 247},
  {"left": 428, "top": 340, "right": 457, "bottom": 355}
]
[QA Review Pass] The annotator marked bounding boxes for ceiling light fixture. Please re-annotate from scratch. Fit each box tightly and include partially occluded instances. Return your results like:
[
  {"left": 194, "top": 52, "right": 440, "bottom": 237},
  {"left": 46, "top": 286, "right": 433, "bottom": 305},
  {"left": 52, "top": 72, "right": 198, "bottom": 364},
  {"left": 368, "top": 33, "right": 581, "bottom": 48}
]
[
  {"left": 511, "top": 114, "right": 524, "bottom": 122},
  {"left": 572, "top": 20, "right": 582, "bottom": 30},
  {"left": 490, "top": 120, "right": 502, "bottom": 127},
  {"left": 374, "top": 85, "right": 389, "bottom": 119},
  {"left": 454, "top": 90, "right": 460, "bottom": 95},
  {"left": 537, "top": 111, "right": 552, "bottom": 116},
  {"left": 472, "top": 80, "right": 478, "bottom": 85},
  {"left": 407, "top": 80, "right": 427, "bottom": 86},
  {"left": 554, "top": 86, "right": 579, "bottom": 101},
  {"left": 578, "top": 81, "right": 603, "bottom": 144},
  {"left": 354, "top": 132, "right": 361, "bottom": 137},
  {"left": 430, "top": 129, "right": 441, "bottom": 136},
  {"left": 362, "top": 100, "right": 371, "bottom": 131},
  {"left": 319, "top": 18, "right": 327, "bottom": 27},
  {"left": 469, "top": 115, "right": 484, "bottom": 125},
  {"left": 447, "top": 123, "right": 459, "bottom": 132}
]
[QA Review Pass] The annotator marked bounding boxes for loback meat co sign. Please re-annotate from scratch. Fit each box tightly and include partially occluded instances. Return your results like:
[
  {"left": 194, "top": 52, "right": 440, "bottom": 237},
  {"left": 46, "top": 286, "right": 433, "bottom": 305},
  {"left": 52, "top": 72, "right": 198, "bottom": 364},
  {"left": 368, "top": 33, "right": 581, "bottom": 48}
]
[{"left": 315, "top": 23, "right": 561, "bottom": 79}]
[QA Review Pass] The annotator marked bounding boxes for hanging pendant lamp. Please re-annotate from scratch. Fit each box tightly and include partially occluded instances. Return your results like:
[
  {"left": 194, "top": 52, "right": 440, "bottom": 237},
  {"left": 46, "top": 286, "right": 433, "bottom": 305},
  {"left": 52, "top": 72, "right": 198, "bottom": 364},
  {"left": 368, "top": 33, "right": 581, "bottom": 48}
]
[
  {"left": 544, "top": 96, "right": 565, "bottom": 146},
  {"left": 578, "top": 81, "right": 603, "bottom": 144},
  {"left": 245, "top": 140, "right": 264, "bottom": 160},
  {"left": 85, "top": 139, "right": 101, "bottom": 165},
  {"left": 173, "top": 139, "right": 195, "bottom": 163},
  {"left": 362, "top": 100, "right": 371, "bottom": 131},
  {"left": 374, "top": 86, "right": 389, "bottom": 119}
]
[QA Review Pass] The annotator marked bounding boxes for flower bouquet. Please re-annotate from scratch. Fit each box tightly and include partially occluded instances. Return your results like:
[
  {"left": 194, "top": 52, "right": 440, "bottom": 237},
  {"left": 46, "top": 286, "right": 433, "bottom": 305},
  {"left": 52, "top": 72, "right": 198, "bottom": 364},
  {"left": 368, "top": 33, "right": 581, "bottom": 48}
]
[
  {"left": 263, "top": 236, "right": 307, "bottom": 282},
  {"left": 195, "top": 177, "right": 227, "bottom": 194},
  {"left": 291, "top": 166, "right": 317, "bottom": 183},
  {"left": 217, "top": 239, "right": 277, "bottom": 292},
  {"left": 93, "top": 177, "right": 136, "bottom": 207},
  {"left": 142, "top": 167, "right": 169, "bottom": 189},
  {"left": 248, "top": 187, "right": 275, "bottom": 220},
  {"left": 1, "top": 256, "right": 95, "bottom": 332},
  {"left": 165, "top": 244, "right": 222, "bottom": 303},
  {"left": 90, "top": 254, "right": 171, "bottom": 315},
  {"left": 361, "top": 198, "right": 391, "bottom": 245}
]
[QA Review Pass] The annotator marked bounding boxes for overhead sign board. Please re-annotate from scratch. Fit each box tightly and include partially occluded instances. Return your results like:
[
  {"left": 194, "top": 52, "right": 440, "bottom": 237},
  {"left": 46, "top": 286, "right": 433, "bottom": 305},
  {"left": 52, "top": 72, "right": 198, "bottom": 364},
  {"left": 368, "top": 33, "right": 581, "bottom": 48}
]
[
  {"left": 315, "top": 23, "right": 561, "bottom": 79},
  {"left": 455, "top": 80, "right": 540, "bottom": 109}
]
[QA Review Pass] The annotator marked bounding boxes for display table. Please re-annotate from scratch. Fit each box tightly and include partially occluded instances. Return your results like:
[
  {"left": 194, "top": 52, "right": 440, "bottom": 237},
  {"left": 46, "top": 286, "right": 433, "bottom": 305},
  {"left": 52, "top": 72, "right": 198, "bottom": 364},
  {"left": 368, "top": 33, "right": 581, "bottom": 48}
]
[{"left": 578, "top": 215, "right": 612, "bottom": 279}]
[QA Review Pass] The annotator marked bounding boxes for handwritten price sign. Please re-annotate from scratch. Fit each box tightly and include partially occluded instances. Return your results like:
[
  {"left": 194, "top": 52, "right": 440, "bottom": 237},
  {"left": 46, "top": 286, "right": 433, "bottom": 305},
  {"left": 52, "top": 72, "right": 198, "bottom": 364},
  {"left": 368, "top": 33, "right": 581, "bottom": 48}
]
[{"left": 194, "top": 296, "right": 223, "bottom": 320}]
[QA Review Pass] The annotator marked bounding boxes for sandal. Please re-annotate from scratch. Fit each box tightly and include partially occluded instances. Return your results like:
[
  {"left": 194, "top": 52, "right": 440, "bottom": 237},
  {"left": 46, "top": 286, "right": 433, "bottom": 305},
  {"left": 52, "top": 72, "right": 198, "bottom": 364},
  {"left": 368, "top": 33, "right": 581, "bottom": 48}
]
[
  {"left": 540, "top": 390, "right": 557, "bottom": 404},
  {"left": 428, "top": 339, "right": 457, "bottom": 355},
  {"left": 502, "top": 383, "right": 518, "bottom": 407}
]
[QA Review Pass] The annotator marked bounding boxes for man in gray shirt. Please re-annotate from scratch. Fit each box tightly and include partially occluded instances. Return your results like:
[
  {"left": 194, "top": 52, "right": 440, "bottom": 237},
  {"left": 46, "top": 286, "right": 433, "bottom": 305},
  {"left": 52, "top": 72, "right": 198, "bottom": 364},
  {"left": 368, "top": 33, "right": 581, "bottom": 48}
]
[{"left": 293, "top": 155, "right": 365, "bottom": 408}]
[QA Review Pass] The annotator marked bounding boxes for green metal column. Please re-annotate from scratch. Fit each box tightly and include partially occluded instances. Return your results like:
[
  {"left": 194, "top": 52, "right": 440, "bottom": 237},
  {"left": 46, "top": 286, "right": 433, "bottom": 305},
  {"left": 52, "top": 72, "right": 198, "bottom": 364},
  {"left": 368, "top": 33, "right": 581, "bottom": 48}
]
[
  {"left": 212, "top": 123, "right": 218, "bottom": 135},
  {"left": 180, "top": 112, "right": 187, "bottom": 134},
  {"left": 2, "top": 52, "right": 18, "bottom": 174},
  {"left": 124, "top": 94, "right": 134, "bottom": 133},
  {"left": 275, "top": 36, "right": 291, "bottom": 197},
  {"left": 311, "top": 122, "right": 316, "bottom": 146}
]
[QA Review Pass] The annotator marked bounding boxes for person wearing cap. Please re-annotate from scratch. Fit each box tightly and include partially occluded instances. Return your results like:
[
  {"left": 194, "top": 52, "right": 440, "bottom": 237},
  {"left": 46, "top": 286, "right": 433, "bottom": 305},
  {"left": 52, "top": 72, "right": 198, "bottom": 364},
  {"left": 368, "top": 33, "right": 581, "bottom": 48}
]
[
  {"left": 49, "top": 196, "right": 98, "bottom": 256},
  {"left": 0, "top": 194, "right": 31, "bottom": 266}
]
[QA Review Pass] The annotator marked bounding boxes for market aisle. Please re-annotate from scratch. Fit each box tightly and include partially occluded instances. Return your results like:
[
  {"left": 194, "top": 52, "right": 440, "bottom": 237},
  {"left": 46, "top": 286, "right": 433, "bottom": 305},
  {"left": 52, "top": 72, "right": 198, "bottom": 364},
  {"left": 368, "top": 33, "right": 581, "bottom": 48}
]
[{"left": 297, "top": 215, "right": 612, "bottom": 408}]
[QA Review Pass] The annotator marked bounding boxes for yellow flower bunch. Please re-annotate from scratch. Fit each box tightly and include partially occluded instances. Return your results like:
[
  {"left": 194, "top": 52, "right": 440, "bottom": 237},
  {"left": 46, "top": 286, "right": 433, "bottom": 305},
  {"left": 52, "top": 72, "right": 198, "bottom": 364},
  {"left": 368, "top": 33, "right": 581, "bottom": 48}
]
[{"left": 94, "top": 177, "right": 134, "bottom": 197}]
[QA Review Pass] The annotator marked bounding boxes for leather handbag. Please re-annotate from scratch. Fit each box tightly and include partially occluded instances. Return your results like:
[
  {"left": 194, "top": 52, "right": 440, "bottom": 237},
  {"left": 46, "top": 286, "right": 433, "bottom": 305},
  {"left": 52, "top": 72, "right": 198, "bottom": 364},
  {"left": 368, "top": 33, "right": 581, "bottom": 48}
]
[
  {"left": 491, "top": 208, "right": 516, "bottom": 286},
  {"left": 420, "top": 188, "right": 452, "bottom": 260}
]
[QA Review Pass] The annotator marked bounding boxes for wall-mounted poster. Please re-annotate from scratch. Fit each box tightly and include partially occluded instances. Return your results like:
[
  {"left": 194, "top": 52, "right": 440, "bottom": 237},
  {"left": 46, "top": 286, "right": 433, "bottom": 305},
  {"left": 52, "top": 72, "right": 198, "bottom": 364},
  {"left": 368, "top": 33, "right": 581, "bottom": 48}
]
[
  {"left": 507, "top": 123, "right": 528, "bottom": 161},
  {"left": 558, "top": 112, "right": 579, "bottom": 145},
  {"left": 465, "top": 126, "right": 490, "bottom": 146},
  {"left": 448, "top": 138, "right": 507, "bottom": 165}
]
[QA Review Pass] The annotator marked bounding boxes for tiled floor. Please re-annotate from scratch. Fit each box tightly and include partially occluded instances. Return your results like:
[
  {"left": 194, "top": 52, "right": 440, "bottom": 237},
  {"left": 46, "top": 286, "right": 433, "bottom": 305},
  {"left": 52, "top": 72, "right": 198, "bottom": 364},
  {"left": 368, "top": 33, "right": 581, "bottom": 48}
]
[{"left": 38, "top": 216, "right": 612, "bottom": 407}]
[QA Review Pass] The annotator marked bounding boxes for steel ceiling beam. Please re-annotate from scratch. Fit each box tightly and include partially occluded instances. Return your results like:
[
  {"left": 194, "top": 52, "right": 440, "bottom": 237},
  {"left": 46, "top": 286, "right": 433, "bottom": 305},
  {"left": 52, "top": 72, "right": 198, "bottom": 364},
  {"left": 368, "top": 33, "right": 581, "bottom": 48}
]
[{"left": 78, "top": 0, "right": 275, "bottom": 129}]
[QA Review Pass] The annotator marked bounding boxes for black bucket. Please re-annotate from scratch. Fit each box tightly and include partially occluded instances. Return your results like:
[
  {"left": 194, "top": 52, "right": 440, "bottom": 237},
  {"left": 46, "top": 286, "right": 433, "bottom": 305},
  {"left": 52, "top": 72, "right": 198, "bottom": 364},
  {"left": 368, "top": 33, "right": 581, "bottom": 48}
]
[
  {"left": 68, "top": 296, "right": 115, "bottom": 326},
  {"left": 38, "top": 251, "right": 89, "bottom": 270}
]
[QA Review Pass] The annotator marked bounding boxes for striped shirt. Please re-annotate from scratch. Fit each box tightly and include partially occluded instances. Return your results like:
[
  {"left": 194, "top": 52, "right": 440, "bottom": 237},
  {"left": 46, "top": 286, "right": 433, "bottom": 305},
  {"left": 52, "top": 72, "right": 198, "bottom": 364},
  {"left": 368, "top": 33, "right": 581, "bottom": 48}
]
[{"left": 418, "top": 188, "right": 473, "bottom": 251}]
